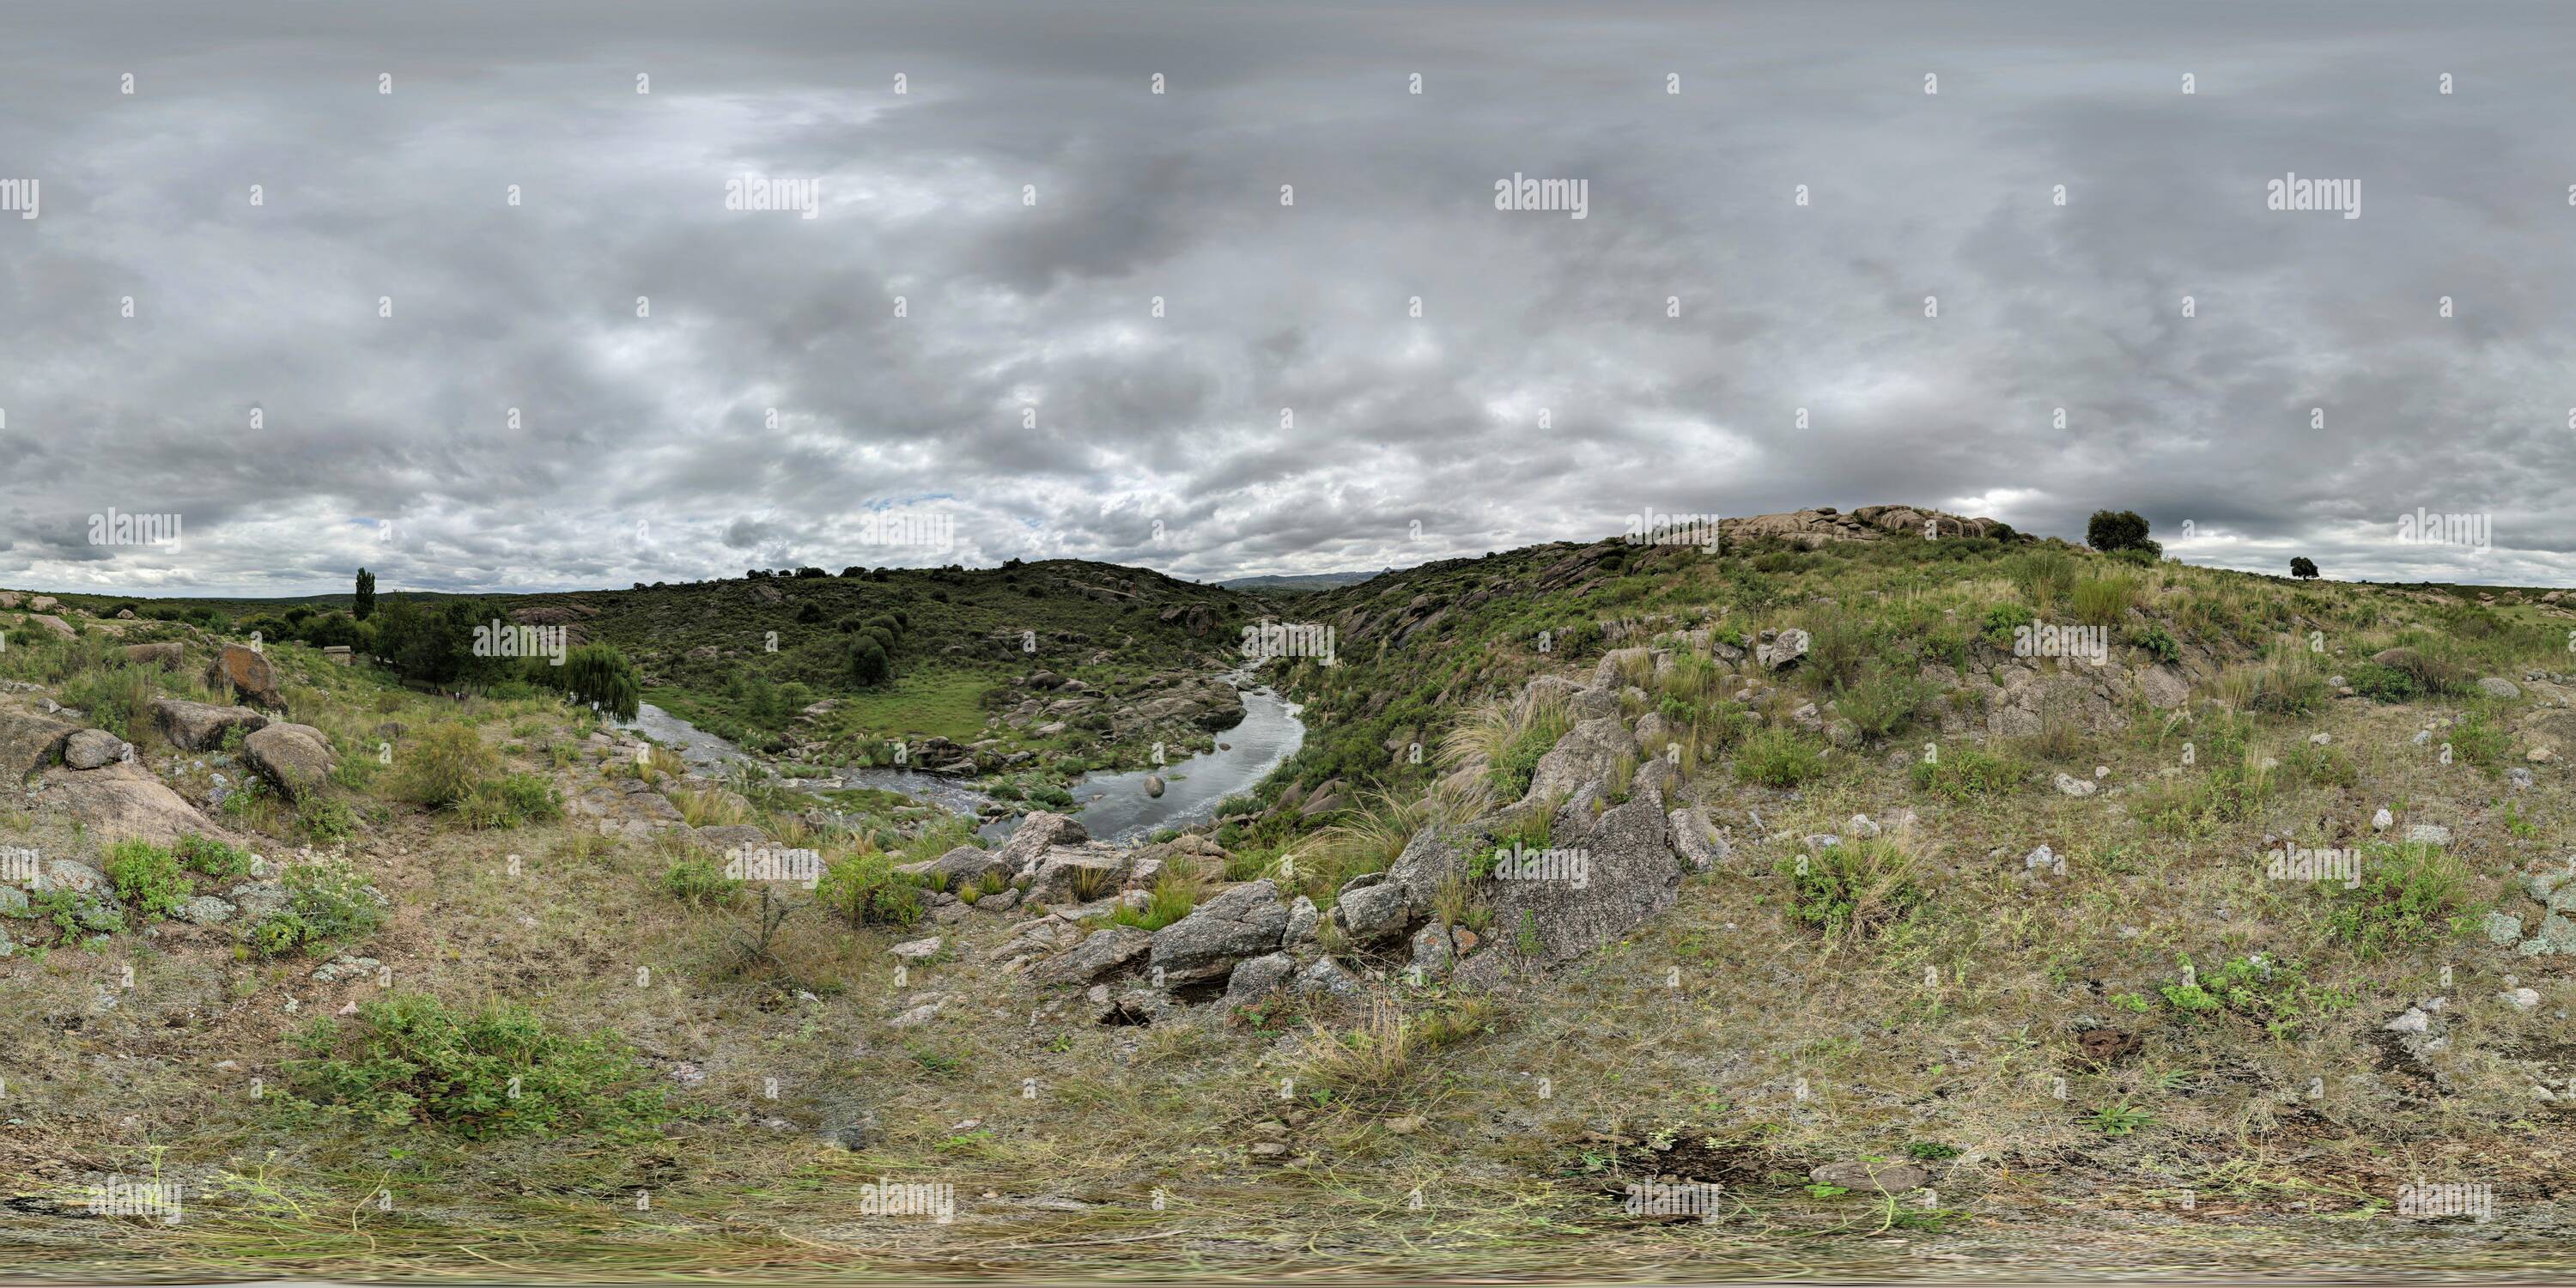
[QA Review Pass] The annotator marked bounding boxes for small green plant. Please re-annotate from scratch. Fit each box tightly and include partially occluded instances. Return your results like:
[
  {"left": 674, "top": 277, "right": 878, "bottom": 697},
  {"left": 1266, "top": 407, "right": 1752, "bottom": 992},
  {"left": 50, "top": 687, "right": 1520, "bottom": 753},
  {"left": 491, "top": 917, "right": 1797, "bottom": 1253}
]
[
  {"left": 1980, "top": 601, "right": 2037, "bottom": 646},
  {"left": 812, "top": 848, "right": 923, "bottom": 927},
  {"left": 104, "top": 839, "right": 191, "bottom": 921},
  {"left": 2324, "top": 843, "right": 2469, "bottom": 959},
  {"left": 2444, "top": 710, "right": 2509, "bottom": 770},
  {"left": 248, "top": 862, "right": 386, "bottom": 958},
  {"left": 2090, "top": 1103, "right": 2153, "bottom": 1138},
  {"left": 29, "top": 886, "right": 125, "bottom": 939},
  {"left": 2070, "top": 575, "right": 2138, "bottom": 626},
  {"left": 176, "top": 834, "right": 255, "bottom": 880},
  {"left": 1776, "top": 839, "right": 1922, "bottom": 942},
  {"left": 660, "top": 856, "right": 744, "bottom": 909},
  {"left": 2127, "top": 623, "right": 2181, "bottom": 665},
  {"left": 1905, "top": 1140, "right": 1962, "bottom": 1161},
  {"left": 2157, "top": 953, "right": 2349, "bottom": 1039},
  {"left": 1910, "top": 746, "right": 2020, "bottom": 799},
  {"left": 1735, "top": 727, "right": 1826, "bottom": 787}
]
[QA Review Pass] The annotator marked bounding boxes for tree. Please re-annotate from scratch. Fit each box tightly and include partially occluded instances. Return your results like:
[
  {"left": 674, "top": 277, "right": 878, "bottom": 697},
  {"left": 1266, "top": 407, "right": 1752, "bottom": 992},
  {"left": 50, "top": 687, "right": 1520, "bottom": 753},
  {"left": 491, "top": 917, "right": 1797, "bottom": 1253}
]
[
  {"left": 850, "top": 637, "right": 890, "bottom": 686},
  {"left": 2290, "top": 556, "right": 2319, "bottom": 580},
  {"left": 563, "top": 643, "right": 642, "bottom": 721},
  {"left": 354, "top": 568, "right": 376, "bottom": 621},
  {"left": 2086, "top": 509, "right": 2161, "bottom": 557}
]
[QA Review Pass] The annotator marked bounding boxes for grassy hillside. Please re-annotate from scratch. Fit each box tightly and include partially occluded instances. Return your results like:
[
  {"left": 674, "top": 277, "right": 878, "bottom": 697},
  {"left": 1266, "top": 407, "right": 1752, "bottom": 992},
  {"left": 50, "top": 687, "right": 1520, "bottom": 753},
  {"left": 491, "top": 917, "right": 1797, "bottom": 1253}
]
[{"left": 3, "top": 522, "right": 2575, "bottom": 1279}]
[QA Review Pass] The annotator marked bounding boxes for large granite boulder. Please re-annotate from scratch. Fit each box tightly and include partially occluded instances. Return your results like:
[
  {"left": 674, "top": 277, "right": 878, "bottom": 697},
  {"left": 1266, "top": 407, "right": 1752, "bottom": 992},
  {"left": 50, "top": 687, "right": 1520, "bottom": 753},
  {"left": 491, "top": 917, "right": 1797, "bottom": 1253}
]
[
  {"left": 34, "top": 762, "right": 230, "bottom": 847},
  {"left": 151, "top": 698, "right": 270, "bottom": 751},
  {"left": 124, "top": 642, "right": 187, "bottom": 670},
  {"left": 0, "top": 706, "right": 80, "bottom": 780},
  {"left": 1149, "top": 878, "right": 1287, "bottom": 984},
  {"left": 206, "top": 644, "right": 285, "bottom": 711},
  {"left": 243, "top": 723, "right": 336, "bottom": 800}
]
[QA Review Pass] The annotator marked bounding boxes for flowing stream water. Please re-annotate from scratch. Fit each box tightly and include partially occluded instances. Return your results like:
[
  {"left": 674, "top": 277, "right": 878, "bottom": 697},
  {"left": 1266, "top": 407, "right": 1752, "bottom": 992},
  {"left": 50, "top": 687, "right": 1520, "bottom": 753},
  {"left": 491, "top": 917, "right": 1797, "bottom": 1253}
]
[{"left": 618, "top": 672, "right": 1304, "bottom": 843}]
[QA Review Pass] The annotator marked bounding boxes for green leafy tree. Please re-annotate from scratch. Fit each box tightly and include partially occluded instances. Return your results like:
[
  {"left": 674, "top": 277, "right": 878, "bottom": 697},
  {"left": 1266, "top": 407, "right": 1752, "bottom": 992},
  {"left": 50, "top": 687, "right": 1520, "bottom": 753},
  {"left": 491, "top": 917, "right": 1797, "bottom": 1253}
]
[
  {"left": 851, "top": 637, "right": 890, "bottom": 686},
  {"left": 2086, "top": 509, "right": 2160, "bottom": 556},
  {"left": 2290, "top": 556, "right": 2319, "bottom": 580},
  {"left": 563, "top": 643, "right": 643, "bottom": 721},
  {"left": 354, "top": 568, "right": 376, "bottom": 620}
]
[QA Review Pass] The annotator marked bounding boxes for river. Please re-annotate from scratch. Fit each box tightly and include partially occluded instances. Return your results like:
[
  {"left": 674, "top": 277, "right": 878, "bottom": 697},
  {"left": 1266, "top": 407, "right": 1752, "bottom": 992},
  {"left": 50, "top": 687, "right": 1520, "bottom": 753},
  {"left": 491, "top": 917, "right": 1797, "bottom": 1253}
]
[{"left": 617, "top": 673, "right": 1304, "bottom": 843}]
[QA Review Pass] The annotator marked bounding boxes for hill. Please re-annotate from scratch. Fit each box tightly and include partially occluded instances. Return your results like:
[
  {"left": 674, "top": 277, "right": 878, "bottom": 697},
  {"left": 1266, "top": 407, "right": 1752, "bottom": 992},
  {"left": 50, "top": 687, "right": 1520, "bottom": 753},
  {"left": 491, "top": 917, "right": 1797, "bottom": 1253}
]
[{"left": 3, "top": 507, "right": 2574, "bottom": 1279}]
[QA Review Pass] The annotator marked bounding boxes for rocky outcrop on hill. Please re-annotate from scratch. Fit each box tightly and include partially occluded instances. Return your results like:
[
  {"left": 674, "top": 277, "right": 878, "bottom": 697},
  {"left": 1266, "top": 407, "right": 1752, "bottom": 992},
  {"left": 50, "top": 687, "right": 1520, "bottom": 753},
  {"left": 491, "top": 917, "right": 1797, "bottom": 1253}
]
[{"left": 1721, "top": 504, "right": 2022, "bottom": 549}]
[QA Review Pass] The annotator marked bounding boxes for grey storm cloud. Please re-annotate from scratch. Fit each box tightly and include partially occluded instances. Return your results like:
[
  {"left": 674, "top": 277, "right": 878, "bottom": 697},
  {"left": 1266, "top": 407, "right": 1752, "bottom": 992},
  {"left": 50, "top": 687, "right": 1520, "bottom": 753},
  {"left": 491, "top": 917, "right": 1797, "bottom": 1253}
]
[{"left": 2, "top": 0, "right": 2572, "bottom": 597}]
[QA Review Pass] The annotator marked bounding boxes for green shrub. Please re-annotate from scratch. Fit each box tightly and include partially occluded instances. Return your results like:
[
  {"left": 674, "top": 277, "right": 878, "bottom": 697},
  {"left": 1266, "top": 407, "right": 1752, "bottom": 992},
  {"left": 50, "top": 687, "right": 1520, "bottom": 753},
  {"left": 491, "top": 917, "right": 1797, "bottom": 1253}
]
[
  {"left": 813, "top": 849, "right": 923, "bottom": 927},
  {"left": 2345, "top": 661, "right": 2417, "bottom": 702},
  {"left": 2008, "top": 549, "right": 2076, "bottom": 606},
  {"left": 2126, "top": 623, "right": 2181, "bottom": 665},
  {"left": 1910, "top": 746, "right": 2021, "bottom": 799},
  {"left": 2324, "top": 844, "right": 2469, "bottom": 959},
  {"left": 659, "top": 857, "right": 743, "bottom": 908},
  {"left": 1980, "top": 602, "right": 2036, "bottom": 647},
  {"left": 397, "top": 724, "right": 499, "bottom": 810},
  {"left": 300, "top": 798, "right": 360, "bottom": 843},
  {"left": 1735, "top": 727, "right": 1826, "bottom": 787},
  {"left": 281, "top": 992, "right": 677, "bottom": 1139},
  {"left": 1110, "top": 872, "right": 1199, "bottom": 932},
  {"left": 177, "top": 834, "right": 256, "bottom": 879},
  {"left": 2069, "top": 575, "right": 2136, "bottom": 626},
  {"left": 459, "top": 773, "right": 563, "bottom": 830},
  {"left": 29, "top": 887, "right": 125, "bottom": 938},
  {"left": 1776, "top": 839, "right": 1920, "bottom": 941},
  {"left": 1837, "top": 667, "right": 1931, "bottom": 742},
  {"left": 61, "top": 667, "right": 155, "bottom": 744},
  {"left": 2156, "top": 953, "right": 2348, "bottom": 1039},
  {"left": 2445, "top": 710, "right": 2509, "bottom": 770},
  {"left": 104, "top": 840, "right": 191, "bottom": 922},
  {"left": 249, "top": 862, "right": 386, "bottom": 957}
]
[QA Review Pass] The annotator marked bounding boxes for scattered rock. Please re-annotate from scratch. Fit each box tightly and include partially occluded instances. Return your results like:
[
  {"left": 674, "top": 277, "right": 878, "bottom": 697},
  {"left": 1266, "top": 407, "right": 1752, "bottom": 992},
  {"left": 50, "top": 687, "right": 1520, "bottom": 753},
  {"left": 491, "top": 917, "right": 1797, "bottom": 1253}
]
[
  {"left": 2405, "top": 824, "right": 2451, "bottom": 848},
  {"left": 890, "top": 936, "right": 944, "bottom": 963},
  {"left": 1031, "top": 927, "right": 1153, "bottom": 986},
  {"left": 1149, "top": 878, "right": 1287, "bottom": 983},
  {"left": 207, "top": 644, "right": 286, "bottom": 711},
  {"left": 1757, "top": 629, "right": 1811, "bottom": 671},
  {"left": 2052, "top": 772, "right": 2098, "bottom": 798},
  {"left": 243, "top": 723, "right": 337, "bottom": 801},
  {"left": 1224, "top": 951, "right": 1297, "bottom": 1005},
  {"left": 2479, "top": 677, "right": 2524, "bottom": 700},
  {"left": 63, "top": 729, "right": 129, "bottom": 770},
  {"left": 2372, "top": 808, "right": 2393, "bottom": 831}
]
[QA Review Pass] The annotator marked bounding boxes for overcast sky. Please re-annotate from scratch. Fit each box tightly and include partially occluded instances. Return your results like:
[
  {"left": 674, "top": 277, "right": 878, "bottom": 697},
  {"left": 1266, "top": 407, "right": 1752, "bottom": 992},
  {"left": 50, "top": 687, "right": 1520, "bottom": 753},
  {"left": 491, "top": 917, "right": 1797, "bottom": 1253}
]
[{"left": 4, "top": 1, "right": 2573, "bottom": 598}]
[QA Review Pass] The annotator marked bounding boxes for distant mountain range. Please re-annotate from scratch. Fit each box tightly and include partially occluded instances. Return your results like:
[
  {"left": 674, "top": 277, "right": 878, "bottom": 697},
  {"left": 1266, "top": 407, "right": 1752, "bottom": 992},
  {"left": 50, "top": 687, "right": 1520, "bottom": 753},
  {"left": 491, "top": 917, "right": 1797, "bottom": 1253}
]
[{"left": 1217, "top": 569, "right": 1390, "bottom": 592}]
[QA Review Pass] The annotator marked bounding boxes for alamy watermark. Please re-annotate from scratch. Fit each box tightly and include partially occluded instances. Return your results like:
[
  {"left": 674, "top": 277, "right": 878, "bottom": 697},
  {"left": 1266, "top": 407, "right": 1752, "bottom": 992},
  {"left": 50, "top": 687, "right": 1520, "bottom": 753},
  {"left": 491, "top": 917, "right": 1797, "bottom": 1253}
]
[
  {"left": 88, "top": 1176, "right": 182, "bottom": 1224},
  {"left": 2397, "top": 1182, "right": 2493, "bottom": 1222},
  {"left": 723, "top": 844, "right": 821, "bottom": 889},
  {"left": 2395, "top": 507, "right": 2489, "bottom": 552},
  {"left": 1625, "top": 1181, "right": 1722, "bottom": 1219},
  {"left": 1242, "top": 622, "right": 1334, "bottom": 665},
  {"left": 0, "top": 178, "right": 36, "bottom": 220},
  {"left": 1490, "top": 842, "right": 1589, "bottom": 890},
  {"left": 2014, "top": 622, "right": 2106, "bottom": 665},
  {"left": 858, "top": 509, "right": 954, "bottom": 553},
  {"left": 0, "top": 845, "right": 36, "bottom": 883},
  {"left": 2264, "top": 843, "right": 2359, "bottom": 889},
  {"left": 857, "top": 1178, "right": 954, "bottom": 1224},
  {"left": 89, "top": 507, "right": 182, "bottom": 553},
  {"left": 472, "top": 619, "right": 567, "bottom": 666},
  {"left": 725, "top": 174, "right": 819, "bottom": 219},
  {"left": 2267, "top": 172, "right": 2358, "bottom": 220},
  {"left": 1624, "top": 508, "right": 1722, "bottom": 551},
  {"left": 1494, "top": 172, "right": 1587, "bottom": 220}
]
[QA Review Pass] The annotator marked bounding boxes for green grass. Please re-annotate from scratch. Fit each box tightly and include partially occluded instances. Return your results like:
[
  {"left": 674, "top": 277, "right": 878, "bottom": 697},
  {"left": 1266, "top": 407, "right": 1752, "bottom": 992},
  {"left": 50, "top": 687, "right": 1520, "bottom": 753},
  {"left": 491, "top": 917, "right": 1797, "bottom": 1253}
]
[
  {"left": 278, "top": 993, "right": 679, "bottom": 1139},
  {"left": 2325, "top": 843, "right": 2470, "bottom": 959},
  {"left": 1735, "top": 727, "right": 1826, "bottom": 787}
]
